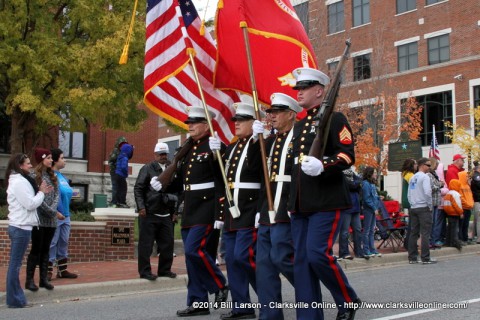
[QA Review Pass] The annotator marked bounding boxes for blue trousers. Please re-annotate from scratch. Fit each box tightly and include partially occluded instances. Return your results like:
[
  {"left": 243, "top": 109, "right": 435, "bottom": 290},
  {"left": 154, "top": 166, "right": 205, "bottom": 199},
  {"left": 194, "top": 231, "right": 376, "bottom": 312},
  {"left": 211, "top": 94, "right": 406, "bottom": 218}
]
[
  {"left": 362, "top": 209, "right": 377, "bottom": 254},
  {"left": 181, "top": 225, "right": 227, "bottom": 306},
  {"left": 338, "top": 211, "right": 362, "bottom": 257},
  {"left": 6, "top": 226, "right": 31, "bottom": 308},
  {"left": 291, "top": 211, "right": 358, "bottom": 320},
  {"left": 223, "top": 228, "right": 257, "bottom": 314},
  {"left": 256, "top": 223, "right": 294, "bottom": 320},
  {"left": 49, "top": 216, "right": 71, "bottom": 262}
]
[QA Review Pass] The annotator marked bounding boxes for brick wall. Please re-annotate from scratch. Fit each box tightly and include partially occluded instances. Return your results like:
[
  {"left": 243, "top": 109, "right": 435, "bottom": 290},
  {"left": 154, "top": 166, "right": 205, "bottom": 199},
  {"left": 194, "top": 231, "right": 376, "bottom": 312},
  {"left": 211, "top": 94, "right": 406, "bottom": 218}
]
[{"left": 0, "top": 210, "right": 136, "bottom": 267}]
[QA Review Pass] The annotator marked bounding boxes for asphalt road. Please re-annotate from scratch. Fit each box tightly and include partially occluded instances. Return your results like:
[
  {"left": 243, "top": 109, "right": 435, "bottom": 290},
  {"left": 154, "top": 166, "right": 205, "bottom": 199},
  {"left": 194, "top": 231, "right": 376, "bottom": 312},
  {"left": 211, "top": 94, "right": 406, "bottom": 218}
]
[{"left": 2, "top": 254, "right": 480, "bottom": 320}]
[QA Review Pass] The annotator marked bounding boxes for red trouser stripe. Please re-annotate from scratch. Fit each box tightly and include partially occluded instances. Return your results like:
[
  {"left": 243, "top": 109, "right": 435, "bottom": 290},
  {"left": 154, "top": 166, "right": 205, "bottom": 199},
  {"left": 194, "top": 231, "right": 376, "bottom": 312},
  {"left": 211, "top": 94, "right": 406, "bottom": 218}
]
[
  {"left": 326, "top": 210, "right": 352, "bottom": 303},
  {"left": 248, "top": 229, "right": 257, "bottom": 270},
  {"left": 198, "top": 225, "right": 223, "bottom": 289}
]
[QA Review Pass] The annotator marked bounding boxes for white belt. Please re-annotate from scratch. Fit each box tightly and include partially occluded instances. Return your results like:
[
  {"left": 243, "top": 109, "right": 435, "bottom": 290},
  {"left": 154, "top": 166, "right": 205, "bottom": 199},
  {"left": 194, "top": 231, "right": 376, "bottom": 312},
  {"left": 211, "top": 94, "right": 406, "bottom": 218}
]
[
  {"left": 228, "top": 182, "right": 261, "bottom": 189},
  {"left": 184, "top": 182, "right": 215, "bottom": 191},
  {"left": 274, "top": 175, "right": 291, "bottom": 182},
  {"left": 294, "top": 157, "right": 299, "bottom": 165}
]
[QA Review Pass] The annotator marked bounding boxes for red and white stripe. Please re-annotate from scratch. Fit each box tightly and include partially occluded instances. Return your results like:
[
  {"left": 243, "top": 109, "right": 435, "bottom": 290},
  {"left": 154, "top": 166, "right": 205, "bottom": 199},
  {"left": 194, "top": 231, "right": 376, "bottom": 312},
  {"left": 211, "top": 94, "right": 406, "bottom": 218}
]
[{"left": 144, "top": 0, "right": 237, "bottom": 143}]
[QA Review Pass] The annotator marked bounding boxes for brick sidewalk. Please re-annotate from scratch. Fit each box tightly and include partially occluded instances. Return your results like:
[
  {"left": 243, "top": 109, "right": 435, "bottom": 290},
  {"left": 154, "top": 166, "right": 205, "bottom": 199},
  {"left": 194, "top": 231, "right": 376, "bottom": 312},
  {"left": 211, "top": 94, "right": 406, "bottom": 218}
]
[{"left": 0, "top": 241, "right": 403, "bottom": 293}]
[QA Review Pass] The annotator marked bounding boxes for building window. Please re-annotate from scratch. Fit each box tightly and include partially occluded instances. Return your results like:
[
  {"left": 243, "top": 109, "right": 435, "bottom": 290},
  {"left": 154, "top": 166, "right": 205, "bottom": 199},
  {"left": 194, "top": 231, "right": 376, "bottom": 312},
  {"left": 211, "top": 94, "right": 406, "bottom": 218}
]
[
  {"left": 428, "top": 34, "right": 450, "bottom": 65},
  {"left": 0, "top": 109, "right": 11, "bottom": 154},
  {"left": 474, "top": 86, "right": 480, "bottom": 136},
  {"left": 352, "top": 0, "right": 370, "bottom": 27},
  {"left": 59, "top": 131, "right": 86, "bottom": 159},
  {"left": 328, "top": 1, "right": 344, "bottom": 34},
  {"left": 353, "top": 54, "right": 371, "bottom": 81},
  {"left": 294, "top": 2, "right": 309, "bottom": 34},
  {"left": 417, "top": 91, "right": 452, "bottom": 146},
  {"left": 426, "top": 0, "right": 441, "bottom": 5},
  {"left": 327, "top": 60, "right": 346, "bottom": 82},
  {"left": 397, "top": 0, "right": 416, "bottom": 14},
  {"left": 398, "top": 42, "right": 418, "bottom": 72}
]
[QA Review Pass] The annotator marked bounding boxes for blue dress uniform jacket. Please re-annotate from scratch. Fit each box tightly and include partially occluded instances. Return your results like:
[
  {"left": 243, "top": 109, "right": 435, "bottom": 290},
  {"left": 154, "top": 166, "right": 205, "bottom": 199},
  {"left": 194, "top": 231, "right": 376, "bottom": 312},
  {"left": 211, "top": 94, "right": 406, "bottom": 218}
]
[
  {"left": 222, "top": 136, "right": 262, "bottom": 231},
  {"left": 288, "top": 110, "right": 354, "bottom": 213},
  {"left": 176, "top": 136, "right": 225, "bottom": 227},
  {"left": 256, "top": 132, "right": 295, "bottom": 225}
]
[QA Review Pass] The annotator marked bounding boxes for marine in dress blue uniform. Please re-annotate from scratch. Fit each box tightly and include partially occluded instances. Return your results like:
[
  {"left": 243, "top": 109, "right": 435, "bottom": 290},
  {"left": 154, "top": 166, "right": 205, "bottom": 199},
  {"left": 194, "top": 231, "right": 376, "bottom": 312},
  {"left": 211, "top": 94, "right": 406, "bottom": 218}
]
[
  {"left": 255, "top": 93, "right": 301, "bottom": 320},
  {"left": 289, "top": 68, "right": 360, "bottom": 320},
  {"left": 155, "top": 106, "right": 229, "bottom": 318},
  {"left": 211, "top": 102, "right": 262, "bottom": 320}
]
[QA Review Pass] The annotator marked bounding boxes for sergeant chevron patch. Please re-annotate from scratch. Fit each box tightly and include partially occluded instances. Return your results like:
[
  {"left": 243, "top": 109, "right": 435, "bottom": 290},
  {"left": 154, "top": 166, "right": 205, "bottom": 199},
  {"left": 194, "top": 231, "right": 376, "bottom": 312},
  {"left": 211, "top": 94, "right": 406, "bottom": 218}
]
[{"left": 339, "top": 126, "right": 352, "bottom": 145}]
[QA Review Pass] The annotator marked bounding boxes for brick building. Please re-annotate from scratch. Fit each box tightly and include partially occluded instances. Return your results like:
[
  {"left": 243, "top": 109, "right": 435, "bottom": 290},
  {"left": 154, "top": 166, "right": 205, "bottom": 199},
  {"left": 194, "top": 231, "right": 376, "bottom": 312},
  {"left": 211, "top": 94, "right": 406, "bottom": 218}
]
[{"left": 293, "top": 0, "right": 480, "bottom": 200}]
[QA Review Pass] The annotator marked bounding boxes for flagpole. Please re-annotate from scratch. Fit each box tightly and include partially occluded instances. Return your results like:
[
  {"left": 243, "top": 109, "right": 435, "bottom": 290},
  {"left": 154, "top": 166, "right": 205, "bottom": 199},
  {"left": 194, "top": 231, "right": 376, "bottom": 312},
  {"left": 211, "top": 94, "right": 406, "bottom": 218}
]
[
  {"left": 187, "top": 48, "right": 240, "bottom": 217},
  {"left": 240, "top": 23, "right": 275, "bottom": 214},
  {"left": 432, "top": 124, "right": 436, "bottom": 156}
]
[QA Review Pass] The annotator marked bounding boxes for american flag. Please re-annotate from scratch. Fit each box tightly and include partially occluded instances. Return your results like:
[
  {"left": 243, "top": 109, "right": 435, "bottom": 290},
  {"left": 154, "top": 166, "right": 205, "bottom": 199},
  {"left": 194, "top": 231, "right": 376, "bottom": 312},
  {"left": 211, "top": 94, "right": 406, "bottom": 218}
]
[
  {"left": 144, "top": 0, "right": 237, "bottom": 143},
  {"left": 429, "top": 126, "right": 440, "bottom": 160}
]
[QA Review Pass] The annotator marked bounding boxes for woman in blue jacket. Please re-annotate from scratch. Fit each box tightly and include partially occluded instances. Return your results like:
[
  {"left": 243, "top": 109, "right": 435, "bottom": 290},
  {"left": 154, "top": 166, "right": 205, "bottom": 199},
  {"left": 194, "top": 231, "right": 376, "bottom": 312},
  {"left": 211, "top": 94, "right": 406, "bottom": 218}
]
[{"left": 361, "top": 167, "right": 382, "bottom": 257}]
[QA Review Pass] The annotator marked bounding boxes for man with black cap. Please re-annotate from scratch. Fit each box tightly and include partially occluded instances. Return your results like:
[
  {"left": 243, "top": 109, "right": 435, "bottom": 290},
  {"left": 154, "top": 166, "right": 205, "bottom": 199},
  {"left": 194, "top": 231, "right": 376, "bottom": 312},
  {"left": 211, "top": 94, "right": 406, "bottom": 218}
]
[
  {"left": 150, "top": 106, "right": 229, "bottom": 317},
  {"left": 254, "top": 92, "right": 301, "bottom": 320},
  {"left": 288, "top": 67, "right": 360, "bottom": 320},
  {"left": 209, "top": 102, "right": 263, "bottom": 319},
  {"left": 134, "top": 142, "right": 177, "bottom": 281}
]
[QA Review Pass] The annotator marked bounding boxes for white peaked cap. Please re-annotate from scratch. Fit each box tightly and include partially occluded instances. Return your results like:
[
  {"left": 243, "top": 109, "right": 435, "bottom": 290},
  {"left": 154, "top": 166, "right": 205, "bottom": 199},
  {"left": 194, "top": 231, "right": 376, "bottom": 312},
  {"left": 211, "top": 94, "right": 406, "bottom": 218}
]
[
  {"left": 292, "top": 67, "right": 330, "bottom": 89},
  {"left": 184, "top": 106, "right": 215, "bottom": 124},
  {"left": 268, "top": 93, "right": 302, "bottom": 113}
]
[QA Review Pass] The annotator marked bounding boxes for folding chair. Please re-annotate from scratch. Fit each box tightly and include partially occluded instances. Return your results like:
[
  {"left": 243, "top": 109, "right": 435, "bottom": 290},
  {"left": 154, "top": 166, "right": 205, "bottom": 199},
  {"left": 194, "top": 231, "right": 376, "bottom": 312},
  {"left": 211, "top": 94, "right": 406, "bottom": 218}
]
[{"left": 375, "top": 201, "right": 407, "bottom": 252}]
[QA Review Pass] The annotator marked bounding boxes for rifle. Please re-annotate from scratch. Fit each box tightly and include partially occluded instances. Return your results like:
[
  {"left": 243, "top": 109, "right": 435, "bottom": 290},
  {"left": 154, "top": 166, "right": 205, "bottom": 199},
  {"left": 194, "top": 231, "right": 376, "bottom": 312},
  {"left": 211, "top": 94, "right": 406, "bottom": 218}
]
[
  {"left": 308, "top": 39, "right": 351, "bottom": 160},
  {"left": 158, "top": 137, "right": 194, "bottom": 191}
]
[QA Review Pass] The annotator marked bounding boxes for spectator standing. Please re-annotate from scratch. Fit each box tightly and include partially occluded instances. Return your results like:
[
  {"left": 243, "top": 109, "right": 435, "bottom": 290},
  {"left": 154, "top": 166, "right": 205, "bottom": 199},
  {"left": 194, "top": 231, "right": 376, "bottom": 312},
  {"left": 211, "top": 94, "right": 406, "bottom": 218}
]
[
  {"left": 339, "top": 168, "right": 366, "bottom": 260},
  {"left": 401, "top": 159, "right": 417, "bottom": 250},
  {"left": 5, "top": 153, "right": 52, "bottom": 308},
  {"left": 114, "top": 143, "right": 134, "bottom": 208},
  {"left": 48, "top": 148, "right": 78, "bottom": 279},
  {"left": 457, "top": 171, "right": 474, "bottom": 244},
  {"left": 134, "top": 142, "right": 176, "bottom": 281},
  {"left": 445, "top": 154, "right": 465, "bottom": 186},
  {"left": 26, "top": 148, "right": 63, "bottom": 291},
  {"left": 435, "top": 163, "right": 449, "bottom": 246},
  {"left": 443, "top": 179, "right": 463, "bottom": 250},
  {"left": 407, "top": 157, "right": 434, "bottom": 264},
  {"left": 108, "top": 136, "right": 128, "bottom": 206},
  {"left": 469, "top": 163, "right": 480, "bottom": 243},
  {"left": 361, "top": 167, "right": 382, "bottom": 258},
  {"left": 426, "top": 157, "right": 445, "bottom": 249}
]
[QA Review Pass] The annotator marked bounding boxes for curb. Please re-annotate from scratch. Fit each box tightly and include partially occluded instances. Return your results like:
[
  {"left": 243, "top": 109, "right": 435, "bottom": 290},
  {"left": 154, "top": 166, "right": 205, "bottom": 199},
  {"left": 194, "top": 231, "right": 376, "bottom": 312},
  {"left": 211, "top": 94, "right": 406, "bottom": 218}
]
[{"left": 1, "top": 245, "right": 479, "bottom": 306}]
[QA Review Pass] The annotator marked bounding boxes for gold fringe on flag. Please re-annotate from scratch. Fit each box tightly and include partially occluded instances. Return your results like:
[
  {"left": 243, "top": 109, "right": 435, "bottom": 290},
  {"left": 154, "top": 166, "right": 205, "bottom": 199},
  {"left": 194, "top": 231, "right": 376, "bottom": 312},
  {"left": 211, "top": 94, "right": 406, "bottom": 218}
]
[
  {"left": 218, "top": 0, "right": 224, "bottom": 9},
  {"left": 119, "top": 0, "right": 139, "bottom": 65}
]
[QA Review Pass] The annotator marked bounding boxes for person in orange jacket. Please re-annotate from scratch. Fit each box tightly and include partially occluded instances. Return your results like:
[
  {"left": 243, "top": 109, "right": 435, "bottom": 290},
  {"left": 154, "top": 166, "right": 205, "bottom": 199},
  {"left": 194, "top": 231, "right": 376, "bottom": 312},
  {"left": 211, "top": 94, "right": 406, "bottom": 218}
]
[
  {"left": 458, "top": 171, "right": 474, "bottom": 244},
  {"left": 443, "top": 179, "right": 464, "bottom": 250}
]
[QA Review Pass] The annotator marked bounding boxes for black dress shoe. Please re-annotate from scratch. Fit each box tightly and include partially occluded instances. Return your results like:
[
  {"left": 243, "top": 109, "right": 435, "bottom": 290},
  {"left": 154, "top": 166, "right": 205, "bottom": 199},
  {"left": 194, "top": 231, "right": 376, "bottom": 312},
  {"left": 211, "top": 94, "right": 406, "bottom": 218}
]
[
  {"left": 158, "top": 271, "right": 177, "bottom": 278},
  {"left": 177, "top": 305, "right": 210, "bottom": 317},
  {"left": 140, "top": 273, "right": 158, "bottom": 281},
  {"left": 336, "top": 298, "right": 361, "bottom": 320},
  {"left": 220, "top": 311, "right": 256, "bottom": 319},
  {"left": 214, "top": 285, "right": 229, "bottom": 306}
]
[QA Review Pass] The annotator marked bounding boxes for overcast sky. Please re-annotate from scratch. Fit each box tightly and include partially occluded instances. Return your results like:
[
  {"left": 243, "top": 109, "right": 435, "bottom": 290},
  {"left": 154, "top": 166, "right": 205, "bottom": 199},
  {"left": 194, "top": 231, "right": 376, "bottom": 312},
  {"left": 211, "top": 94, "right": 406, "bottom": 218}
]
[{"left": 192, "top": 0, "right": 217, "bottom": 21}]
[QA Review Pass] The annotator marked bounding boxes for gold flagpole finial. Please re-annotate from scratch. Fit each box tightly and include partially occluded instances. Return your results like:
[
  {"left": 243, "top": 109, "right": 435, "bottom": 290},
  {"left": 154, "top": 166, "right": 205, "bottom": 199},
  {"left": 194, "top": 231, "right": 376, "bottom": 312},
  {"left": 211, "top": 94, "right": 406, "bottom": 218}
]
[{"left": 119, "top": 0, "right": 139, "bottom": 65}]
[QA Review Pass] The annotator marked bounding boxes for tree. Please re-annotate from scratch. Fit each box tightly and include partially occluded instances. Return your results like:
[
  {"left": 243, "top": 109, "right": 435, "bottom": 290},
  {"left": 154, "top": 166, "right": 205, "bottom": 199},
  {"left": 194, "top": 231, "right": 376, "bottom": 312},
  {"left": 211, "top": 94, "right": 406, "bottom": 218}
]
[
  {"left": 445, "top": 105, "right": 480, "bottom": 169},
  {"left": 341, "top": 94, "right": 422, "bottom": 177},
  {"left": 0, "top": 1, "right": 148, "bottom": 153}
]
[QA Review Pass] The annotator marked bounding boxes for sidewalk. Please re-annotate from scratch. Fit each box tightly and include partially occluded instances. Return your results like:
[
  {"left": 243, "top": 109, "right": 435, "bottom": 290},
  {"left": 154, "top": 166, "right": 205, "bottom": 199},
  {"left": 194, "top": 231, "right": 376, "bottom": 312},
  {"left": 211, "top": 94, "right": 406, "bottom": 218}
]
[{"left": 1, "top": 241, "right": 479, "bottom": 306}]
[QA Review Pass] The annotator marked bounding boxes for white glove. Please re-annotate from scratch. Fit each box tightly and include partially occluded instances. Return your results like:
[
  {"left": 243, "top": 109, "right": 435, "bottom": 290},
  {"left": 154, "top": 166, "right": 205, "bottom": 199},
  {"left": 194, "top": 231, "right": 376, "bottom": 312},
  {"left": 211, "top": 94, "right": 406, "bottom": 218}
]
[
  {"left": 254, "top": 212, "right": 260, "bottom": 228},
  {"left": 301, "top": 156, "right": 324, "bottom": 176},
  {"left": 209, "top": 131, "right": 221, "bottom": 151},
  {"left": 214, "top": 220, "right": 224, "bottom": 230},
  {"left": 150, "top": 177, "right": 162, "bottom": 191},
  {"left": 252, "top": 120, "right": 265, "bottom": 140}
]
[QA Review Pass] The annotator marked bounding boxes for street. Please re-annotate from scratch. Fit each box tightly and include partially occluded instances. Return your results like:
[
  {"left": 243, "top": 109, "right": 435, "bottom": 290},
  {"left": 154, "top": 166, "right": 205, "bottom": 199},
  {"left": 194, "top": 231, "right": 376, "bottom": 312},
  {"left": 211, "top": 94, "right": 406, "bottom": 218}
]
[{"left": 2, "top": 254, "right": 480, "bottom": 320}]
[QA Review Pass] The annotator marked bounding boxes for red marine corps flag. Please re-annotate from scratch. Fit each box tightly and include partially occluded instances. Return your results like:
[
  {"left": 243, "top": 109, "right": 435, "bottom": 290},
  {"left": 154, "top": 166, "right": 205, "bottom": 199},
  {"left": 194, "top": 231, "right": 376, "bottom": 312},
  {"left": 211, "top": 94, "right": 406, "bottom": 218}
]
[
  {"left": 214, "top": 0, "right": 317, "bottom": 116},
  {"left": 144, "top": 0, "right": 238, "bottom": 143}
]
